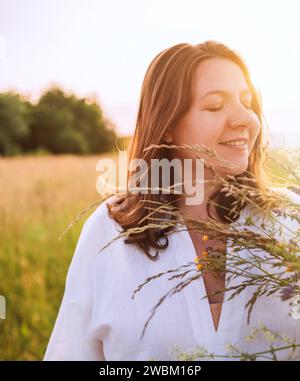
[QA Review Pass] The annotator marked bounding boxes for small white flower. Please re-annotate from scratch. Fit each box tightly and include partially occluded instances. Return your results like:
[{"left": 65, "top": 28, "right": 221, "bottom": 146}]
[
  {"left": 225, "top": 342, "right": 239, "bottom": 355},
  {"left": 262, "top": 329, "right": 276, "bottom": 342},
  {"left": 244, "top": 327, "right": 259, "bottom": 342}
]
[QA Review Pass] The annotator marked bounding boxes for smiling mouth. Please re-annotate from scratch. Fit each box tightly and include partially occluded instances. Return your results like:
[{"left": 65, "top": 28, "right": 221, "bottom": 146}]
[{"left": 218, "top": 140, "right": 248, "bottom": 148}]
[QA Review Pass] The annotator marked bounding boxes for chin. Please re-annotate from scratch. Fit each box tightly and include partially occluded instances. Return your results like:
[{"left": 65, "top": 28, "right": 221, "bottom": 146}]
[
  {"left": 206, "top": 155, "right": 249, "bottom": 179},
  {"left": 217, "top": 163, "right": 248, "bottom": 178}
]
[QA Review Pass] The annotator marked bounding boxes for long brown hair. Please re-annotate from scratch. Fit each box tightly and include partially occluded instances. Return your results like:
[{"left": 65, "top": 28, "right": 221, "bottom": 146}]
[{"left": 107, "top": 40, "right": 271, "bottom": 261}]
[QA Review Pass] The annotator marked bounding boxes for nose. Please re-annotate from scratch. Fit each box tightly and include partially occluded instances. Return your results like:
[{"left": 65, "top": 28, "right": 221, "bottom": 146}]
[
  {"left": 229, "top": 112, "right": 260, "bottom": 130},
  {"left": 230, "top": 116, "right": 259, "bottom": 130}
]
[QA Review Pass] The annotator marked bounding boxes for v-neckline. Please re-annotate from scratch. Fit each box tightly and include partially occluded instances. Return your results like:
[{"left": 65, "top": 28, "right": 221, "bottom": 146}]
[
  {"left": 171, "top": 207, "right": 250, "bottom": 342},
  {"left": 180, "top": 227, "right": 229, "bottom": 334},
  {"left": 187, "top": 229, "right": 227, "bottom": 333}
]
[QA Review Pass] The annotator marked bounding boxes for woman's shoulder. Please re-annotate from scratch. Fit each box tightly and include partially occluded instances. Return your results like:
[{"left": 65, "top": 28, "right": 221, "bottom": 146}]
[
  {"left": 270, "top": 185, "right": 300, "bottom": 203},
  {"left": 241, "top": 186, "right": 300, "bottom": 243},
  {"left": 82, "top": 194, "right": 121, "bottom": 237},
  {"left": 243, "top": 186, "right": 300, "bottom": 216},
  {"left": 67, "top": 194, "right": 123, "bottom": 281}
]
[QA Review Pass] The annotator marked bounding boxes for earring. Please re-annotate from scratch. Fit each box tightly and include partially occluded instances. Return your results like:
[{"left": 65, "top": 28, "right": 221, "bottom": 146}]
[{"left": 165, "top": 136, "right": 173, "bottom": 144}]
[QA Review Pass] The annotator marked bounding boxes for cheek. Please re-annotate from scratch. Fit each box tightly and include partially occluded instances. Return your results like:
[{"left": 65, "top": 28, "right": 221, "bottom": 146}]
[
  {"left": 196, "top": 115, "right": 225, "bottom": 148},
  {"left": 250, "top": 124, "right": 261, "bottom": 149},
  {"left": 173, "top": 112, "right": 225, "bottom": 148}
]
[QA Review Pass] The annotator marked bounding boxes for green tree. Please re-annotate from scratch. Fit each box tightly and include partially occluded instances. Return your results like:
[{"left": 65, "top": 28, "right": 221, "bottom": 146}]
[
  {"left": 0, "top": 92, "right": 30, "bottom": 156},
  {"left": 28, "top": 87, "right": 117, "bottom": 154}
]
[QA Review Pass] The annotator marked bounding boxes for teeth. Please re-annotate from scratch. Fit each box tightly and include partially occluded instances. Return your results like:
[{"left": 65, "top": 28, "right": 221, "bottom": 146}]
[{"left": 221, "top": 140, "right": 247, "bottom": 146}]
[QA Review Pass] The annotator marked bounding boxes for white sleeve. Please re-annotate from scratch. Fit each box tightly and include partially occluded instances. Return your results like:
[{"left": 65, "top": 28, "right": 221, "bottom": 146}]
[{"left": 43, "top": 203, "right": 109, "bottom": 361}]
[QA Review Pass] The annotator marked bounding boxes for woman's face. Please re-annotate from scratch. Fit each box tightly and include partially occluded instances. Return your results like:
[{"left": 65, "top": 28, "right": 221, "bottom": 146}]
[{"left": 171, "top": 57, "right": 261, "bottom": 177}]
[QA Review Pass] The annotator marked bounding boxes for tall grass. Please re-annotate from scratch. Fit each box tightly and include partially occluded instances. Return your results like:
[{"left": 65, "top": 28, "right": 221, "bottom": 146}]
[
  {"left": 0, "top": 148, "right": 297, "bottom": 360},
  {"left": 0, "top": 153, "right": 117, "bottom": 360}
]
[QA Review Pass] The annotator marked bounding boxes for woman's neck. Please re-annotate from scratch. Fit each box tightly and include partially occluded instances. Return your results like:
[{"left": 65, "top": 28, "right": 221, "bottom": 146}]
[{"left": 176, "top": 183, "right": 221, "bottom": 222}]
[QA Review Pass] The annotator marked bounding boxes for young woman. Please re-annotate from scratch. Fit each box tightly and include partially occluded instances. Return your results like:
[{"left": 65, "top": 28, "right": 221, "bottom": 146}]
[{"left": 44, "top": 40, "right": 300, "bottom": 361}]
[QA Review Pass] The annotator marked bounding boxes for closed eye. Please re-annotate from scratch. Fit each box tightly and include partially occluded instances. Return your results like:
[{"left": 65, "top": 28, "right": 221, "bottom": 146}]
[
  {"left": 205, "top": 106, "right": 224, "bottom": 112},
  {"left": 205, "top": 103, "right": 254, "bottom": 112}
]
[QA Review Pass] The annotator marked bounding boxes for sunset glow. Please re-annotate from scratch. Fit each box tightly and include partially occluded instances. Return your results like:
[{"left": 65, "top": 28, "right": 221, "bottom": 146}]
[{"left": 0, "top": 0, "right": 300, "bottom": 144}]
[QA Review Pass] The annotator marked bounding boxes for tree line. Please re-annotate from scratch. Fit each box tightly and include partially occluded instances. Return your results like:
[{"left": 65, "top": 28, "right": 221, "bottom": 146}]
[{"left": 0, "top": 86, "right": 120, "bottom": 156}]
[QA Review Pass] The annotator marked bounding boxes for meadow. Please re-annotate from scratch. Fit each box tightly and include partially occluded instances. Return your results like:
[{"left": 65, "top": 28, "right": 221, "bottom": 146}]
[
  {"left": 0, "top": 153, "right": 117, "bottom": 360},
  {"left": 0, "top": 148, "right": 298, "bottom": 360}
]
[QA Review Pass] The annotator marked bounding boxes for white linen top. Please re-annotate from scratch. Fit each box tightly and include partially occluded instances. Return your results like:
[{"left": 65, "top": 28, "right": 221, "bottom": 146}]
[{"left": 44, "top": 188, "right": 300, "bottom": 361}]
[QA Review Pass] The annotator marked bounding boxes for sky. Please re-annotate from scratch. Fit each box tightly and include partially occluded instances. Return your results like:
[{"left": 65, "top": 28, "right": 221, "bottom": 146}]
[{"left": 0, "top": 0, "right": 300, "bottom": 146}]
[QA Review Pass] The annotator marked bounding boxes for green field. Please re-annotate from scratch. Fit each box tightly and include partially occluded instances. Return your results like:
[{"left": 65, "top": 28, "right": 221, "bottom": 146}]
[
  {"left": 0, "top": 153, "right": 117, "bottom": 360},
  {"left": 0, "top": 149, "right": 298, "bottom": 360}
]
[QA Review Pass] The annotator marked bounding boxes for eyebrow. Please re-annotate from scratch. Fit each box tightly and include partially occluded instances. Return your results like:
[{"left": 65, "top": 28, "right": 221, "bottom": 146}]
[{"left": 200, "top": 89, "right": 252, "bottom": 101}]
